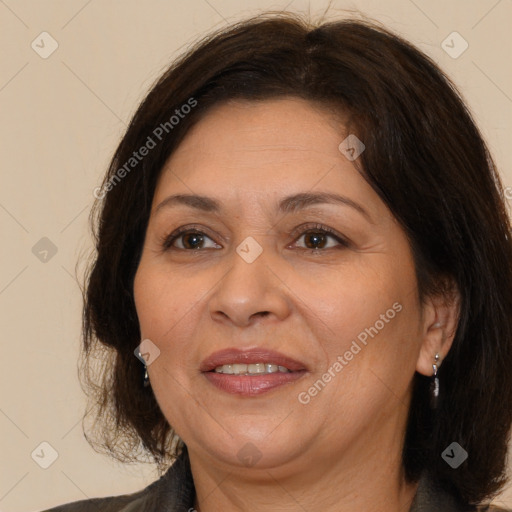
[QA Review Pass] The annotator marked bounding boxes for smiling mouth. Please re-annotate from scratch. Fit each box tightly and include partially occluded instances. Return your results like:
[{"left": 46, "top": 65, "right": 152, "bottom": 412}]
[
  {"left": 212, "top": 363, "right": 293, "bottom": 375},
  {"left": 200, "top": 348, "right": 307, "bottom": 395},
  {"left": 204, "top": 365, "right": 306, "bottom": 396}
]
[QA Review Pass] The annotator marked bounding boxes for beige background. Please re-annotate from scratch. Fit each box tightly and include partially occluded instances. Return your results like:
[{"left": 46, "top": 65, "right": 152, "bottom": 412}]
[{"left": 1, "top": 0, "right": 511, "bottom": 511}]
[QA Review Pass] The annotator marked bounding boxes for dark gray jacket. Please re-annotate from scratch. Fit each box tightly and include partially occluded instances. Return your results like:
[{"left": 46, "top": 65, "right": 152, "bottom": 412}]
[{"left": 42, "top": 449, "right": 511, "bottom": 512}]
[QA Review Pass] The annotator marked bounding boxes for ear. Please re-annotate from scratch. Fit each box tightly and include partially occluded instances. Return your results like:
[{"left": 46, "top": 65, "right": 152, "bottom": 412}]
[{"left": 416, "top": 278, "right": 461, "bottom": 376}]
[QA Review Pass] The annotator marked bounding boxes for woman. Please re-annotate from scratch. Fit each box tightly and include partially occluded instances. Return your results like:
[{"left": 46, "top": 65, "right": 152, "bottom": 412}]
[{"left": 44, "top": 11, "right": 512, "bottom": 512}]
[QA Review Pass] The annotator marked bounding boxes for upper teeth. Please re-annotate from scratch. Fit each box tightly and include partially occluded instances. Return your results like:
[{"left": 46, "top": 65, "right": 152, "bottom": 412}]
[{"left": 214, "top": 363, "right": 291, "bottom": 375}]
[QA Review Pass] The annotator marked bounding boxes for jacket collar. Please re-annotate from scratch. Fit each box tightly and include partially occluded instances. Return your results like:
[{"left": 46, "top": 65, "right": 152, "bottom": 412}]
[
  {"left": 142, "top": 447, "right": 195, "bottom": 510},
  {"left": 408, "top": 470, "right": 472, "bottom": 512},
  {"left": 136, "top": 447, "right": 472, "bottom": 512}
]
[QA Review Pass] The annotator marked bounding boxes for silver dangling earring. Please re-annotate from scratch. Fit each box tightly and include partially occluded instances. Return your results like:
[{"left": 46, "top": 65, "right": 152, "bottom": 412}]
[
  {"left": 143, "top": 365, "right": 150, "bottom": 387},
  {"left": 429, "top": 353, "right": 440, "bottom": 410}
]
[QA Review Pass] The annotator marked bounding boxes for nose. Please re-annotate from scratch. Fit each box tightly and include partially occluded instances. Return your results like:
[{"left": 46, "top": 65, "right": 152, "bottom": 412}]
[{"left": 207, "top": 242, "right": 291, "bottom": 328}]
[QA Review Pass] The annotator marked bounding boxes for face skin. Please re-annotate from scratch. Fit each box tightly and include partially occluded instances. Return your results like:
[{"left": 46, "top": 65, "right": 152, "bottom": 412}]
[{"left": 133, "top": 98, "right": 460, "bottom": 512}]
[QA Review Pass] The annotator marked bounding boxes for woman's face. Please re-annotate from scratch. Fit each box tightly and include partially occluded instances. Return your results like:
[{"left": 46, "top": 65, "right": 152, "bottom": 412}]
[{"left": 134, "top": 98, "right": 434, "bottom": 474}]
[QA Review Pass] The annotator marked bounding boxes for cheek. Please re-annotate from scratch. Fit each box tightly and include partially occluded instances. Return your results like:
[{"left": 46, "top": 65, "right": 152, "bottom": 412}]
[
  {"left": 134, "top": 262, "right": 194, "bottom": 338},
  {"left": 133, "top": 262, "right": 209, "bottom": 393},
  {"left": 309, "top": 255, "right": 420, "bottom": 381},
  {"left": 133, "top": 265, "right": 201, "bottom": 424}
]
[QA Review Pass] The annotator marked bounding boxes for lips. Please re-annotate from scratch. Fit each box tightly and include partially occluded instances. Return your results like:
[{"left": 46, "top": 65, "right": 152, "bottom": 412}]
[
  {"left": 200, "top": 348, "right": 307, "bottom": 373},
  {"left": 200, "top": 348, "right": 308, "bottom": 396}
]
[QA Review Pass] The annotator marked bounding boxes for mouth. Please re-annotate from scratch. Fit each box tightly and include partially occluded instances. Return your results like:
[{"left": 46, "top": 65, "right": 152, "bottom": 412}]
[{"left": 200, "top": 348, "right": 308, "bottom": 396}]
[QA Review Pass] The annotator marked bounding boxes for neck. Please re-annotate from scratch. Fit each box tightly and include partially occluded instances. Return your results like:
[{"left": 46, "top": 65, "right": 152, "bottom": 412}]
[{"left": 188, "top": 421, "right": 420, "bottom": 511}]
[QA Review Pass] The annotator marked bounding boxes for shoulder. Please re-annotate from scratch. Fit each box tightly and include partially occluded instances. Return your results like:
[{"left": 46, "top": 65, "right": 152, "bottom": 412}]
[
  {"left": 40, "top": 448, "right": 194, "bottom": 512},
  {"left": 41, "top": 489, "right": 149, "bottom": 512},
  {"left": 476, "top": 506, "right": 512, "bottom": 512},
  {"left": 410, "top": 470, "right": 512, "bottom": 512},
  {"left": 40, "top": 466, "right": 167, "bottom": 512}
]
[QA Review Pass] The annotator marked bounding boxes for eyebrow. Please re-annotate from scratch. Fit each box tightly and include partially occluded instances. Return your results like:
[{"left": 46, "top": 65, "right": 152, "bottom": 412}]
[{"left": 154, "top": 192, "right": 372, "bottom": 222}]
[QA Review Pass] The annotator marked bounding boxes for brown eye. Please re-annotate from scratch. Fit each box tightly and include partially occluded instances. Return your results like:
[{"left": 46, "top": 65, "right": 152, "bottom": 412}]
[
  {"left": 292, "top": 224, "right": 350, "bottom": 252},
  {"left": 160, "top": 226, "right": 220, "bottom": 251},
  {"left": 300, "top": 231, "right": 331, "bottom": 250},
  {"left": 178, "top": 232, "right": 206, "bottom": 250}
]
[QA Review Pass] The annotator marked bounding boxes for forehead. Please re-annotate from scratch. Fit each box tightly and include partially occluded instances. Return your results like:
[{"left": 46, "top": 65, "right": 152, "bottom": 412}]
[
  {"left": 149, "top": 98, "right": 391, "bottom": 226},
  {"left": 177, "top": 97, "right": 346, "bottom": 153},
  {"left": 154, "top": 98, "right": 363, "bottom": 195}
]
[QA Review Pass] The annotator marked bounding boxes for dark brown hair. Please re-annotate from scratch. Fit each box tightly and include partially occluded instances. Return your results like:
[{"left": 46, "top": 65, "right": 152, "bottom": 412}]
[{"left": 79, "top": 11, "right": 512, "bottom": 506}]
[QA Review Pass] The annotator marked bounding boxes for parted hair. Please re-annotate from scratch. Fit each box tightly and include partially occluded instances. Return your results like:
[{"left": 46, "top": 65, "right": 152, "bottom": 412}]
[{"left": 79, "top": 10, "right": 512, "bottom": 506}]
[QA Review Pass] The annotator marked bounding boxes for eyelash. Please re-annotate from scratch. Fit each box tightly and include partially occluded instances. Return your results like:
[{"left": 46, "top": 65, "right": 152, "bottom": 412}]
[{"left": 158, "top": 222, "right": 350, "bottom": 254}]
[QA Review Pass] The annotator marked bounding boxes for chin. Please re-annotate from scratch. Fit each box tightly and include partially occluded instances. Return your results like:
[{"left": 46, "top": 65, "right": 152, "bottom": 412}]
[{"left": 190, "top": 425, "right": 308, "bottom": 471}]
